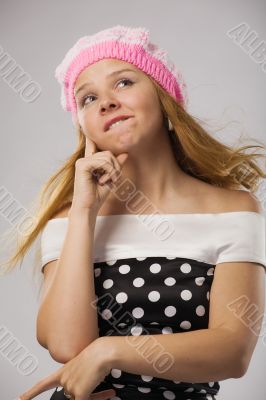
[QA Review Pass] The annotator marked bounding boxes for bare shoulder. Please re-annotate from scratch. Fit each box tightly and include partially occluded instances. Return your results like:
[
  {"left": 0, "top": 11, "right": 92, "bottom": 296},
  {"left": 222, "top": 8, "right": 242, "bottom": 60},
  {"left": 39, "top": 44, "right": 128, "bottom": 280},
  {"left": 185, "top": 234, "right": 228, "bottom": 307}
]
[
  {"left": 187, "top": 175, "right": 262, "bottom": 214},
  {"left": 225, "top": 189, "right": 263, "bottom": 213},
  {"left": 206, "top": 184, "right": 262, "bottom": 214}
]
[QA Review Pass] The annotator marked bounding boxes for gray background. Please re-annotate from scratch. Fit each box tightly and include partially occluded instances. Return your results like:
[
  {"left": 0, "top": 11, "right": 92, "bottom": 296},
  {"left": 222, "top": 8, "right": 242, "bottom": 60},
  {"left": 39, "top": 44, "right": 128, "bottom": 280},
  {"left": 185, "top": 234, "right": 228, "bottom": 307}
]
[{"left": 0, "top": 0, "right": 265, "bottom": 399}]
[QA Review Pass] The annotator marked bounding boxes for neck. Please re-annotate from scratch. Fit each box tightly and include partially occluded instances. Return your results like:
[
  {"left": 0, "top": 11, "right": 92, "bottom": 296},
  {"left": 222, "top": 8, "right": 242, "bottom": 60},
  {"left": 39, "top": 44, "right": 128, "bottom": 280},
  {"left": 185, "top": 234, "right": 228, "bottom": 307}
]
[{"left": 104, "top": 134, "right": 190, "bottom": 213}]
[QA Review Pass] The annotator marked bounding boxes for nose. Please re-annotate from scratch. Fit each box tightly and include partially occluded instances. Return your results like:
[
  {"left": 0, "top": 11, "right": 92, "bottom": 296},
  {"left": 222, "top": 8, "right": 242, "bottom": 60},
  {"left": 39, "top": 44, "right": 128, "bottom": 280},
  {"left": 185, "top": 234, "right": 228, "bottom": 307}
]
[{"left": 100, "top": 98, "right": 120, "bottom": 113}]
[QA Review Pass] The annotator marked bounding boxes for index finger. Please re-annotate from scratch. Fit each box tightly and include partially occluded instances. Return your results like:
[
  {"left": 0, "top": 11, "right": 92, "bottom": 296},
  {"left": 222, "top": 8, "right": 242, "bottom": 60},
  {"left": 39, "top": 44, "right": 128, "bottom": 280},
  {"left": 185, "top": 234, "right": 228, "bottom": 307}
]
[
  {"left": 18, "top": 369, "right": 61, "bottom": 400},
  {"left": 85, "top": 136, "right": 98, "bottom": 157}
]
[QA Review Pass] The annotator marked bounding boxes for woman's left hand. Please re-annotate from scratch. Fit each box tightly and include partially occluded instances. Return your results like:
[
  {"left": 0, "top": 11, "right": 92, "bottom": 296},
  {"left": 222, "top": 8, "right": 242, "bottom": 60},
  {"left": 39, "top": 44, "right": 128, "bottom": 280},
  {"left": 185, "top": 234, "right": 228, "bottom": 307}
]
[{"left": 18, "top": 338, "right": 116, "bottom": 400}]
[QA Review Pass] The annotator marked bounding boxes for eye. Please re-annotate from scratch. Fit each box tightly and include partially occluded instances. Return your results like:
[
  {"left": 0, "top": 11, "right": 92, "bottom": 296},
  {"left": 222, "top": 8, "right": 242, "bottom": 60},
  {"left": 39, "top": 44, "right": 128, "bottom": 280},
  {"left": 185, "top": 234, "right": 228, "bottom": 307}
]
[
  {"left": 79, "top": 78, "right": 134, "bottom": 107},
  {"left": 117, "top": 78, "right": 133, "bottom": 88},
  {"left": 79, "top": 94, "right": 96, "bottom": 107}
]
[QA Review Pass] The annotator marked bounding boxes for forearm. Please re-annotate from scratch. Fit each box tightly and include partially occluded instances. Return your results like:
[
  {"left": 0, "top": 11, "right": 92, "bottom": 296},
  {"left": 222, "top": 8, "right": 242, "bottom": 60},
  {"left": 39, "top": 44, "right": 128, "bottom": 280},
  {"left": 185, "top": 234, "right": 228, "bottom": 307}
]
[
  {"left": 37, "top": 208, "right": 99, "bottom": 360},
  {"left": 102, "top": 327, "right": 244, "bottom": 383}
]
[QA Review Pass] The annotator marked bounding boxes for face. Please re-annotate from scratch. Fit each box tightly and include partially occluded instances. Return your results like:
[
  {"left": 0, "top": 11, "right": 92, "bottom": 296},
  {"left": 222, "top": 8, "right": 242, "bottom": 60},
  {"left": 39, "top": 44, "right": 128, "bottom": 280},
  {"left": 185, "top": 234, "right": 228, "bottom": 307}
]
[{"left": 74, "top": 59, "right": 167, "bottom": 155}]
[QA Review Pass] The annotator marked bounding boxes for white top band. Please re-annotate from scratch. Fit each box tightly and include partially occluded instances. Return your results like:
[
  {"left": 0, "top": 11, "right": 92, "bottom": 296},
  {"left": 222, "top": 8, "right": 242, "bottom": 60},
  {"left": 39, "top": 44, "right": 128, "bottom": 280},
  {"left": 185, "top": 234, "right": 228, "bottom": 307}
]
[{"left": 40, "top": 211, "right": 266, "bottom": 272}]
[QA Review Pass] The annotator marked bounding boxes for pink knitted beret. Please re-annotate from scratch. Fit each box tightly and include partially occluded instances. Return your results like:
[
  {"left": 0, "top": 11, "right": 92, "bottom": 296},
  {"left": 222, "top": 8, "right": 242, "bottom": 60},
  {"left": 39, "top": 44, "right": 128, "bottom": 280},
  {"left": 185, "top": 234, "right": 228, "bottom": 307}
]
[{"left": 55, "top": 25, "right": 188, "bottom": 123}]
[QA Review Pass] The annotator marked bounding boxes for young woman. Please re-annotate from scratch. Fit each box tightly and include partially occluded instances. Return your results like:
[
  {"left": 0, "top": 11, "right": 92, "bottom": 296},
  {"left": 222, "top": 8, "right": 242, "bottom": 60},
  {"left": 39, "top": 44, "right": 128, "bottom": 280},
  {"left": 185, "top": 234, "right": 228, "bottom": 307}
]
[{"left": 2, "top": 25, "right": 266, "bottom": 400}]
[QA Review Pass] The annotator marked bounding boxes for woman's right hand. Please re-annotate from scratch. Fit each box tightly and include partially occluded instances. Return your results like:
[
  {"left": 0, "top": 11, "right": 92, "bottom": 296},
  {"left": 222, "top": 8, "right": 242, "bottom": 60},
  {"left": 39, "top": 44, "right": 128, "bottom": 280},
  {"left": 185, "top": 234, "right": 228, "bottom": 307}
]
[{"left": 71, "top": 137, "right": 128, "bottom": 213}]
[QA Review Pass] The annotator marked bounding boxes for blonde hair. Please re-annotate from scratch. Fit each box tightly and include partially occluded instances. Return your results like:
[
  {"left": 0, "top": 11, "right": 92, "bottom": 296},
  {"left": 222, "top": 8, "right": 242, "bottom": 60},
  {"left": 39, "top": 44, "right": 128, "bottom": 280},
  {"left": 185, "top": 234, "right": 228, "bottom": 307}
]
[{"left": 1, "top": 77, "right": 265, "bottom": 295}]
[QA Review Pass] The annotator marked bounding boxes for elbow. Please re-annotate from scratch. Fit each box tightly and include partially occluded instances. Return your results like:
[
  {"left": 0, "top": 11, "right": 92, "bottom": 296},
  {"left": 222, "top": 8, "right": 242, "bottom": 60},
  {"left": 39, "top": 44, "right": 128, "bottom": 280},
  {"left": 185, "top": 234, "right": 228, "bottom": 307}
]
[
  {"left": 48, "top": 341, "right": 94, "bottom": 364},
  {"left": 36, "top": 333, "right": 97, "bottom": 363},
  {"left": 36, "top": 312, "right": 49, "bottom": 349},
  {"left": 36, "top": 335, "right": 48, "bottom": 350},
  {"left": 36, "top": 325, "right": 48, "bottom": 350},
  {"left": 48, "top": 342, "right": 85, "bottom": 363},
  {"left": 231, "top": 348, "right": 250, "bottom": 379},
  {"left": 219, "top": 327, "right": 255, "bottom": 379},
  {"left": 232, "top": 361, "right": 248, "bottom": 379},
  {"left": 236, "top": 357, "right": 250, "bottom": 379},
  {"left": 36, "top": 319, "right": 97, "bottom": 362},
  {"left": 49, "top": 347, "right": 76, "bottom": 364},
  {"left": 36, "top": 330, "right": 69, "bottom": 362},
  {"left": 36, "top": 327, "right": 82, "bottom": 362}
]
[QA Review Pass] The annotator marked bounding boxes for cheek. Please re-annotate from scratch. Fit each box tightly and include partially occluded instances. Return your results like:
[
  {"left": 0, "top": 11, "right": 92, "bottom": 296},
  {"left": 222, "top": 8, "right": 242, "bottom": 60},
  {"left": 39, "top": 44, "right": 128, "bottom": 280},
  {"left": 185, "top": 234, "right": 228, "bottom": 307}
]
[
  {"left": 133, "top": 87, "right": 159, "bottom": 113},
  {"left": 79, "top": 112, "right": 97, "bottom": 134},
  {"left": 137, "top": 97, "right": 163, "bottom": 128}
]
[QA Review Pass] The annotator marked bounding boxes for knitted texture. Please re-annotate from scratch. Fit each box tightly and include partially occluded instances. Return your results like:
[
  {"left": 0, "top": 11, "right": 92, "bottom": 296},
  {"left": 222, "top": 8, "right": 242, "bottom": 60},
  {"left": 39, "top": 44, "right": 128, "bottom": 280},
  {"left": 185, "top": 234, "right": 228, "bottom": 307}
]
[{"left": 55, "top": 25, "right": 188, "bottom": 122}]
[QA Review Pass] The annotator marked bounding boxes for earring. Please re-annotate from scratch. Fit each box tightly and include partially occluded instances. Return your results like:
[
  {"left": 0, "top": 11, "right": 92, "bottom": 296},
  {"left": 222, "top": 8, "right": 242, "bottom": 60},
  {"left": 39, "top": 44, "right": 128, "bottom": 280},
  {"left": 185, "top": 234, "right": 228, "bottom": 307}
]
[{"left": 168, "top": 118, "right": 174, "bottom": 131}]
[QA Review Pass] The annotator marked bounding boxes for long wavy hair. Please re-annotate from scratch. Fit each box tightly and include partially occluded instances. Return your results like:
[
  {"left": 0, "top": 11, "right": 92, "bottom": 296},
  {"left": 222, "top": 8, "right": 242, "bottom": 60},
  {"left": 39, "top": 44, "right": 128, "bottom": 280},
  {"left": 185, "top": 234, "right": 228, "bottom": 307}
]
[{"left": 1, "top": 76, "right": 265, "bottom": 297}]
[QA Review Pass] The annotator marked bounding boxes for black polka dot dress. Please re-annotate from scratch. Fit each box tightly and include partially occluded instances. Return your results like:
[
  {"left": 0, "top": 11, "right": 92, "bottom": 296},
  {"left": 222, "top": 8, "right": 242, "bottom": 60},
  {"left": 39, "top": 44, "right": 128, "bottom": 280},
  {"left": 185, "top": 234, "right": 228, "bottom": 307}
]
[{"left": 41, "top": 212, "right": 266, "bottom": 400}]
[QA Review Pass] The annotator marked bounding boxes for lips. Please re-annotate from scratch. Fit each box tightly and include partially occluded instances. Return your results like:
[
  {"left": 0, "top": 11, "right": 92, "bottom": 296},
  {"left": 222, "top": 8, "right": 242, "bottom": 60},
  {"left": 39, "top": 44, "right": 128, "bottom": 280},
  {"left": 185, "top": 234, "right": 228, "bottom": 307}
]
[{"left": 104, "top": 115, "right": 133, "bottom": 132}]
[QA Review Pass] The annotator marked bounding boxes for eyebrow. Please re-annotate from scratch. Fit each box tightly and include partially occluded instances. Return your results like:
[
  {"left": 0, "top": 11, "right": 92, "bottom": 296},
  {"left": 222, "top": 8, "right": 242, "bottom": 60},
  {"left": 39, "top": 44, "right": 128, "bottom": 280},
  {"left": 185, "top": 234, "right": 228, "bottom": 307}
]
[{"left": 74, "top": 68, "right": 137, "bottom": 97}]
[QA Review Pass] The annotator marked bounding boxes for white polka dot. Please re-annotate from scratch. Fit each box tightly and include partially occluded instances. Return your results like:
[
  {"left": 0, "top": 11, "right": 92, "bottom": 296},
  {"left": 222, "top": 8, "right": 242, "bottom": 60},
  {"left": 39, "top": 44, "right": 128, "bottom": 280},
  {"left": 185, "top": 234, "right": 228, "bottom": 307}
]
[
  {"left": 180, "top": 263, "right": 192, "bottom": 273},
  {"left": 164, "top": 306, "right": 176, "bottom": 317},
  {"left": 184, "top": 387, "right": 194, "bottom": 392},
  {"left": 131, "top": 324, "right": 143, "bottom": 336},
  {"left": 166, "top": 256, "right": 176, "bottom": 260},
  {"left": 162, "top": 326, "right": 173, "bottom": 334},
  {"left": 132, "top": 307, "right": 144, "bottom": 318},
  {"left": 103, "top": 279, "right": 113, "bottom": 289},
  {"left": 116, "top": 292, "right": 128, "bottom": 303},
  {"left": 136, "top": 257, "right": 147, "bottom": 261},
  {"left": 148, "top": 290, "right": 160, "bottom": 302},
  {"left": 150, "top": 263, "right": 161, "bottom": 273},
  {"left": 111, "top": 368, "right": 122, "bottom": 378},
  {"left": 119, "top": 264, "right": 130, "bottom": 274},
  {"left": 199, "top": 389, "right": 207, "bottom": 393},
  {"left": 112, "top": 383, "right": 125, "bottom": 388},
  {"left": 141, "top": 375, "right": 153, "bottom": 382},
  {"left": 208, "top": 381, "right": 214, "bottom": 387},
  {"left": 207, "top": 267, "right": 214, "bottom": 275},
  {"left": 207, "top": 291, "right": 210, "bottom": 300},
  {"left": 133, "top": 277, "right": 145, "bottom": 287},
  {"left": 138, "top": 387, "right": 151, "bottom": 393},
  {"left": 150, "top": 321, "right": 159, "bottom": 325},
  {"left": 172, "top": 380, "right": 181, "bottom": 384},
  {"left": 196, "top": 305, "right": 206, "bottom": 316},
  {"left": 206, "top": 395, "right": 213, "bottom": 400},
  {"left": 163, "top": 390, "right": 176, "bottom": 399},
  {"left": 117, "top": 322, "right": 126, "bottom": 328},
  {"left": 180, "top": 320, "right": 191, "bottom": 330},
  {"left": 106, "top": 260, "right": 117, "bottom": 265},
  {"left": 195, "top": 276, "right": 205, "bottom": 286},
  {"left": 101, "top": 309, "right": 112, "bottom": 320},
  {"left": 110, "top": 396, "right": 122, "bottom": 400},
  {"left": 181, "top": 289, "right": 192, "bottom": 301},
  {"left": 164, "top": 277, "right": 176, "bottom": 286},
  {"left": 94, "top": 268, "right": 101, "bottom": 277}
]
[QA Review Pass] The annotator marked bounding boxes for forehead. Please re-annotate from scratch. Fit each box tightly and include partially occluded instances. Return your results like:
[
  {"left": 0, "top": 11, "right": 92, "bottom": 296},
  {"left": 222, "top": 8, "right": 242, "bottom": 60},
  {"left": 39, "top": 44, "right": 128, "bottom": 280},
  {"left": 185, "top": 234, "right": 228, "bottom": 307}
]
[{"left": 74, "top": 59, "right": 142, "bottom": 89}]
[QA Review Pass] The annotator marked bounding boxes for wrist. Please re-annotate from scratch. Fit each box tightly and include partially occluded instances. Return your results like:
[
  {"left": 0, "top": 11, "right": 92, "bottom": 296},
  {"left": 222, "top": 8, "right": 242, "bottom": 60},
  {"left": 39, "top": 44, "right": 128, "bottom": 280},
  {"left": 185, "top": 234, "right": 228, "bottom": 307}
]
[
  {"left": 68, "top": 206, "right": 97, "bottom": 221},
  {"left": 95, "top": 336, "right": 120, "bottom": 373}
]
